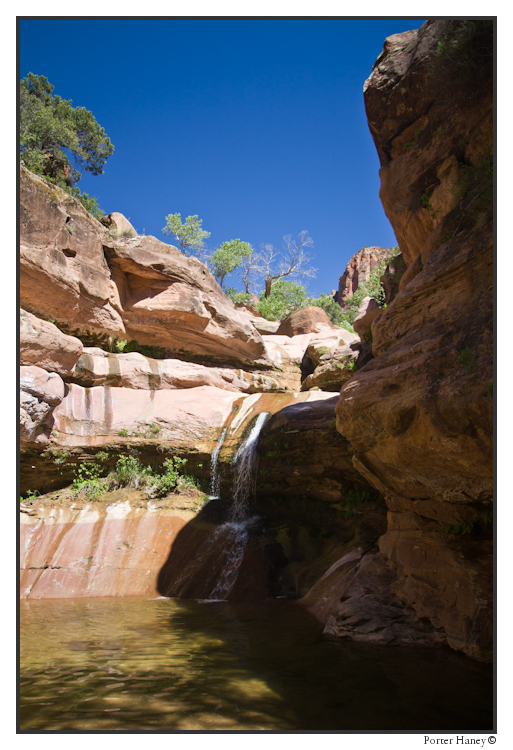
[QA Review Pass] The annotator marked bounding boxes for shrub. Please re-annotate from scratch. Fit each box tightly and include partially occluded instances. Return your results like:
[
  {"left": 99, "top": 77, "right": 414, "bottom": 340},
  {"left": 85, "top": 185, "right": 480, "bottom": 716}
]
[
  {"left": 302, "top": 292, "right": 355, "bottom": 330},
  {"left": 20, "top": 489, "right": 39, "bottom": 503},
  {"left": 71, "top": 462, "right": 107, "bottom": 500},
  {"left": 155, "top": 456, "right": 188, "bottom": 496},
  {"left": 112, "top": 455, "right": 153, "bottom": 489},
  {"left": 225, "top": 288, "right": 253, "bottom": 306},
  {"left": 441, "top": 520, "right": 474, "bottom": 535},
  {"left": 256, "top": 281, "right": 306, "bottom": 321}
]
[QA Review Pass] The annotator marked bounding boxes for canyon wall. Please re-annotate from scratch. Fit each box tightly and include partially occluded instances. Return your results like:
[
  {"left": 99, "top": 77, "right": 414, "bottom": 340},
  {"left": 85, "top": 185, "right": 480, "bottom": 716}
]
[
  {"left": 19, "top": 20, "right": 493, "bottom": 664},
  {"left": 333, "top": 20, "right": 493, "bottom": 661},
  {"left": 337, "top": 246, "right": 393, "bottom": 307}
]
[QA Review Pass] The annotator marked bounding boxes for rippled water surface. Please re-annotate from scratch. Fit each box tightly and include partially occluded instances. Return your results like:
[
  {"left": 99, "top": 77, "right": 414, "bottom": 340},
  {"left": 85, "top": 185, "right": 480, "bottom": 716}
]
[{"left": 20, "top": 597, "right": 493, "bottom": 731}]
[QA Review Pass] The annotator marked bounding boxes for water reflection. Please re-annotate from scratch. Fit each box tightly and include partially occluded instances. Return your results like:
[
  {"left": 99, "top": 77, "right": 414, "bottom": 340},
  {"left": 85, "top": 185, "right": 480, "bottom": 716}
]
[{"left": 20, "top": 597, "right": 493, "bottom": 731}]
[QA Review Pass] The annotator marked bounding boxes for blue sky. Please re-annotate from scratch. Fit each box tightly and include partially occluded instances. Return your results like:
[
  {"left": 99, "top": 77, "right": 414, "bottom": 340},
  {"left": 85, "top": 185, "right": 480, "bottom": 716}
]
[{"left": 19, "top": 18, "right": 425, "bottom": 297}]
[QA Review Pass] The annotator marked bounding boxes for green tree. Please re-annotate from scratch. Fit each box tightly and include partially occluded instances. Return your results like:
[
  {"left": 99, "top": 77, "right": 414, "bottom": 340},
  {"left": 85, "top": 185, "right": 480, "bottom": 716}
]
[
  {"left": 162, "top": 213, "right": 211, "bottom": 258},
  {"left": 210, "top": 239, "right": 253, "bottom": 289},
  {"left": 19, "top": 73, "right": 113, "bottom": 219},
  {"left": 257, "top": 281, "right": 306, "bottom": 321}
]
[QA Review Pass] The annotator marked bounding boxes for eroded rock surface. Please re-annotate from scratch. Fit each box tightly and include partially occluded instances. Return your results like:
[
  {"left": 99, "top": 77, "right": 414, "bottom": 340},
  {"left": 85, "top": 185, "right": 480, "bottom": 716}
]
[
  {"left": 20, "top": 165, "right": 268, "bottom": 367},
  {"left": 71, "top": 347, "right": 285, "bottom": 394},
  {"left": 20, "top": 365, "right": 65, "bottom": 447},
  {"left": 276, "top": 306, "right": 336, "bottom": 336},
  {"left": 334, "top": 20, "right": 493, "bottom": 661},
  {"left": 338, "top": 246, "right": 393, "bottom": 307},
  {"left": 20, "top": 309, "right": 83, "bottom": 377}
]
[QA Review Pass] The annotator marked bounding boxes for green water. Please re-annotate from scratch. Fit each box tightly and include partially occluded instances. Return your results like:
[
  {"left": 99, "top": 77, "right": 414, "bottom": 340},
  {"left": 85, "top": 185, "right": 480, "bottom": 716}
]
[{"left": 20, "top": 597, "right": 493, "bottom": 731}]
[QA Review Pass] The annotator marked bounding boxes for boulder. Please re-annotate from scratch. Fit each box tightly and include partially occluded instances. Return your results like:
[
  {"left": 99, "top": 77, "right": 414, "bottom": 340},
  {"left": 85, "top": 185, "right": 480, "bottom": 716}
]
[
  {"left": 248, "top": 316, "right": 281, "bottom": 335},
  {"left": 276, "top": 306, "right": 336, "bottom": 336},
  {"left": 101, "top": 212, "right": 137, "bottom": 237},
  {"left": 20, "top": 365, "right": 65, "bottom": 446},
  {"left": 20, "top": 309, "right": 83, "bottom": 377},
  {"left": 305, "top": 329, "right": 359, "bottom": 368},
  {"left": 352, "top": 296, "right": 382, "bottom": 340}
]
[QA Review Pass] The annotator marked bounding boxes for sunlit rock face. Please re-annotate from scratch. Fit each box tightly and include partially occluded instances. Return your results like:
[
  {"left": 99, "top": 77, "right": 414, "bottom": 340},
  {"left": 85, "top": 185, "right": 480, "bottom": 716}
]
[
  {"left": 335, "top": 20, "right": 493, "bottom": 661},
  {"left": 70, "top": 348, "right": 285, "bottom": 394},
  {"left": 338, "top": 246, "right": 393, "bottom": 307},
  {"left": 19, "top": 165, "right": 269, "bottom": 367},
  {"left": 20, "top": 309, "right": 83, "bottom": 377},
  {"left": 20, "top": 493, "right": 202, "bottom": 599}
]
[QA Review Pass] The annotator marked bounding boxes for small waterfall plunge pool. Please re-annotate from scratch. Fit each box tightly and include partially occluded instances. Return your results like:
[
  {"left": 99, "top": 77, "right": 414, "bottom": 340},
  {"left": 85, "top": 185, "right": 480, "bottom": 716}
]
[{"left": 20, "top": 596, "right": 493, "bottom": 731}]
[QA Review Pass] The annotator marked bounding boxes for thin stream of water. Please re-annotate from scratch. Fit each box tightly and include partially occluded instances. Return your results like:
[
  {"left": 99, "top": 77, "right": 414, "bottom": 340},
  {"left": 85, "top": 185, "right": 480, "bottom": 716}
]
[
  {"left": 209, "top": 426, "right": 228, "bottom": 498},
  {"left": 170, "top": 413, "right": 269, "bottom": 601}
]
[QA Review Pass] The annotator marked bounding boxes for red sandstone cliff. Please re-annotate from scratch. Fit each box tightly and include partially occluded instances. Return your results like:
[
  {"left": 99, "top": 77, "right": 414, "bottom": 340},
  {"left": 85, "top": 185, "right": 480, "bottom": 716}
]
[
  {"left": 334, "top": 20, "right": 493, "bottom": 661},
  {"left": 337, "top": 246, "right": 393, "bottom": 308}
]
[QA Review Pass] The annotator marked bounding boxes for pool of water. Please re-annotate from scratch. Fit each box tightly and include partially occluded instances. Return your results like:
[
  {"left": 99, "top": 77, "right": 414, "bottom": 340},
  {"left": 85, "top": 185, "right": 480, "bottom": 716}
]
[{"left": 20, "top": 597, "right": 493, "bottom": 731}]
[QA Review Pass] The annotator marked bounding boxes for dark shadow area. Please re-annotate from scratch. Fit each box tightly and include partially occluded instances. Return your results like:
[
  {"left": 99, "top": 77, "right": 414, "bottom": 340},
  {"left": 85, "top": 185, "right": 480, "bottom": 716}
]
[
  {"left": 156, "top": 498, "right": 288, "bottom": 601},
  {"left": 20, "top": 597, "right": 494, "bottom": 731}
]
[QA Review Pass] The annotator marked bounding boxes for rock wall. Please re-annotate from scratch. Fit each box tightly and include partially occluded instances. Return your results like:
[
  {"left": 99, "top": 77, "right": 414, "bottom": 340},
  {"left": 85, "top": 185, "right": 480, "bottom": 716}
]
[
  {"left": 338, "top": 246, "right": 393, "bottom": 308},
  {"left": 20, "top": 166, "right": 268, "bottom": 367},
  {"left": 334, "top": 20, "right": 493, "bottom": 661},
  {"left": 18, "top": 20, "right": 493, "bottom": 664},
  {"left": 20, "top": 492, "right": 205, "bottom": 599}
]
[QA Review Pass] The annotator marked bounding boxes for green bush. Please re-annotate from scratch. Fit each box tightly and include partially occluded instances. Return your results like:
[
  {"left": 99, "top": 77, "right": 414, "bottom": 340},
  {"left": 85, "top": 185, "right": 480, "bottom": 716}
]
[
  {"left": 225, "top": 288, "right": 253, "bottom": 306},
  {"left": 303, "top": 292, "right": 355, "bottom": 330},
  {"left": 113, "top": 455, "right": 153, "bottom": 489},
  {"left": 71, "top": 462, "right": 107, "bottom": 500},
  {"left": 155, "top": 456, "right": 188, "bottom": 496},
  {"left": 256, "top": 281, "right": 306, "bottom": 321},
  {"left": 20, "top": 489, "right": 40, "bottom": 503}
]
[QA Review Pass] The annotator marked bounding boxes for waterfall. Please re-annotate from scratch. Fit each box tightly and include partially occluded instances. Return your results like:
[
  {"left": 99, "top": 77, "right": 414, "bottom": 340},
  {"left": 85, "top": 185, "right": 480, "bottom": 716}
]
[
  {"left": 209, "top": 426, "right": 228, "bottom": 498},
  {"left": 208, "top": 412, "right": 269, "bottom": 599},
  {"left": 228, "top": 411, "right": 269, "bottom": 523},
  {"left": 166, "top": 412, "right": 269, "bottom": 601}
]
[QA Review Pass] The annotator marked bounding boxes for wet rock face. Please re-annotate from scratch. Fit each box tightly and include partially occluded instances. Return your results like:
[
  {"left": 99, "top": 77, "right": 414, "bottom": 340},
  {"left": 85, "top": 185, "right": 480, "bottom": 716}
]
[
  {"left": 335, "top": 20, "right": 493, "bottom": 661},
  {"left": 257, "top": 396, "right": 373, "bottom": 506}
]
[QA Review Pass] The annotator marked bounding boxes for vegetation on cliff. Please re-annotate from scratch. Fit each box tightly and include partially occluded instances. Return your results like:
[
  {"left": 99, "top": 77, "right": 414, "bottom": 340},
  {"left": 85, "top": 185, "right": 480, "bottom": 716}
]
[{"left": 19, "top": 73, "right": 114, "bottom": 219}]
